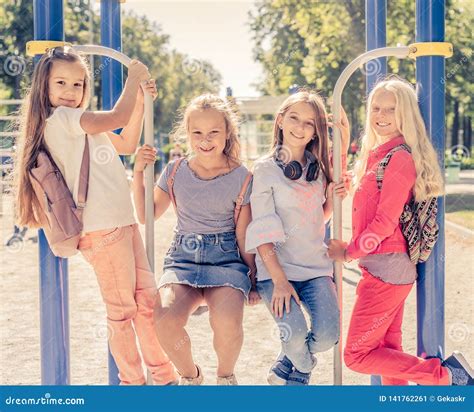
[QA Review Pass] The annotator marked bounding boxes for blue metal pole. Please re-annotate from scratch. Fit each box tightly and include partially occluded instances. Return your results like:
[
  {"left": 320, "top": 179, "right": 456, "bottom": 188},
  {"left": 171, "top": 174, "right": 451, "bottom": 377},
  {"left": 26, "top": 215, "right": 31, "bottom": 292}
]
[
  {"left": 366, "top": 0, "right": 386, "bottom": 386},
  {"left": 365, "top": 0, "right": 387, "bottom": 94},
  {"left": 33, "top": 0, "right": 70, "bottom": 385},
  {"left": 415, "top": 0, "right": 446, "bottom": 359},
  {"left": 101, "top": 0, "right": 123, "bottom": 110},
  {"left": 100, "top": 0, "right": 122, "bottom": 385}
]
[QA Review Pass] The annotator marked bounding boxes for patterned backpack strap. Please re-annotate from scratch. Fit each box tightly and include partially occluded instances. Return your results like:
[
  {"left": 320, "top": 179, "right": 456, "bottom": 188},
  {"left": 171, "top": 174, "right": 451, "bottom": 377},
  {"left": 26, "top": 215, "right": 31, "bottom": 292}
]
[
  {"left": 166, "top": 157, "right": 185, "bottom": 212},
  {"left": 375, "top": 144, "right": 411, "bottom": 190},
  {"left": 234, "top": 171, "right": 253, "bottom": 224}
]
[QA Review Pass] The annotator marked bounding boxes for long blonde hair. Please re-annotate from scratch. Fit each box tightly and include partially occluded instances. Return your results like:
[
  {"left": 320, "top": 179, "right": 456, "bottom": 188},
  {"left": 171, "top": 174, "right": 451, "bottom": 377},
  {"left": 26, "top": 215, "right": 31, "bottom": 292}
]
[
  {"left": 353, "top": 77, "right": 444, "bottom": 201},
  {"left": 171, "top": 94, "right": 242, "bottom": 163},
  {"left": 270, "top": 90, "right": 332, "bottom": 184},
  {"left": 14, "top": 46, "right": 91, "bottom": 227}
]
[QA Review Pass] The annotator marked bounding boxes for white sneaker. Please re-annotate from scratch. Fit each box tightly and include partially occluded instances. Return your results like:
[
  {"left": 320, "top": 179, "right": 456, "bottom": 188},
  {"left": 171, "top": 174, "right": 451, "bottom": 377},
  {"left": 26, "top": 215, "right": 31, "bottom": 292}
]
[
  {"left": 178, "top": 365, "right": 204, "bottom": 385},
  {"left": 216, "top": 374, "right": 238, "bottom": 385}
]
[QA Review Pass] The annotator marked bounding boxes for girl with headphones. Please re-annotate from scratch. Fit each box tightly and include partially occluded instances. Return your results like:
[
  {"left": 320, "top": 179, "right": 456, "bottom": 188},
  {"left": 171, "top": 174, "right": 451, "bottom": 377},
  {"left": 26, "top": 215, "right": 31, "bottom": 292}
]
[{"left": 245, "top": 90, "right": 349, "bottom": 385}]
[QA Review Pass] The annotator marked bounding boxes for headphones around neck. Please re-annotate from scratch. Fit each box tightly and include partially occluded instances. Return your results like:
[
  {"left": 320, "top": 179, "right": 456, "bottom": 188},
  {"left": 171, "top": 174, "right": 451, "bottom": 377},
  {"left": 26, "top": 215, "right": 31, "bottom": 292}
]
[{"left": 275, "top": 149, "right": 320, "bottom": 182}]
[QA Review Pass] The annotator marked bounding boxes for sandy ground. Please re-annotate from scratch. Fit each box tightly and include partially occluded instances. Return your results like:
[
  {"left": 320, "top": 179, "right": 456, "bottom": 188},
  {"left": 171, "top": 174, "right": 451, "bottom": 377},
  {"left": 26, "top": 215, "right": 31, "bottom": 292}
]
[{"left": 0, "top": 190, "right": 472, "bottom": 386}]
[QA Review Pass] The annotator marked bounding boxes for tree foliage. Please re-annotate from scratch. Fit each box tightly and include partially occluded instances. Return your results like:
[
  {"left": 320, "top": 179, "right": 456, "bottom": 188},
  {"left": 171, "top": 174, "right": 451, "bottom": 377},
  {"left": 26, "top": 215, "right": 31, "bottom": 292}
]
[
  {"left": 249, "top": 0, "right": 473, "bottom": 141},
  {"left": 0, "top": 0, "right": 222, "bottom": 135}
]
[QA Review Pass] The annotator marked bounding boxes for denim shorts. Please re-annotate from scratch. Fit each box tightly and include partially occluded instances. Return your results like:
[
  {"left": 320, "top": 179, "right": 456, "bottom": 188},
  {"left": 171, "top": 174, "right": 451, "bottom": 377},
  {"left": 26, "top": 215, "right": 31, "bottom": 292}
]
[{"left": 159, "top": 231, "right": 251, "bottom": 299}]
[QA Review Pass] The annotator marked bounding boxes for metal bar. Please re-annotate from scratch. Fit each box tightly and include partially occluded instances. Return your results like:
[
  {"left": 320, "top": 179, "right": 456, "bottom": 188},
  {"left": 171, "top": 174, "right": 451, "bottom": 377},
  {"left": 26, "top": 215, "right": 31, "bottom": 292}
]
[
  {"left": 365, "top": 0, "right": 387, "bottom": 94},
  {"left": 74, "top": 45, "right": 131, "bottom": 66},
  {"left": 100, "top": 0, "right": 123, "bottom": 112},
  {"left": 100, "top": 0, "right": 123, "bottom": 385},
  {"left": 34, "top": 0, "right": 70, "bottom": 385},
  {"left": 38, "top": 232, "right": 70, "bottom": 384},
  {"left": 98, "top": 0, "right": 154, "bottom": 385},
  {"left": 415, "top": 0, "right": 446, "bottom": 360},
  {"left": 366, "top": 0, "right": 386, "bottom": 386},
  {"left": 0, "top": 100, "right": 24, "bottom": 105},
  {"left": 144, "top": 93, "right": 155, "bottom": 275}
]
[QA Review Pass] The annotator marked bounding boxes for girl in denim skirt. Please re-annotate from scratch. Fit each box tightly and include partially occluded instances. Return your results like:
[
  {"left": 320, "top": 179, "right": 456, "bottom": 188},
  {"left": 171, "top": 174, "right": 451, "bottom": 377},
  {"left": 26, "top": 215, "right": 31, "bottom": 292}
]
[
  {"left": 133, "top": 94, "right": 259, "bottom": 385},
  {"left": 245, "top": 90, "right": 349, "bottom": 385}
]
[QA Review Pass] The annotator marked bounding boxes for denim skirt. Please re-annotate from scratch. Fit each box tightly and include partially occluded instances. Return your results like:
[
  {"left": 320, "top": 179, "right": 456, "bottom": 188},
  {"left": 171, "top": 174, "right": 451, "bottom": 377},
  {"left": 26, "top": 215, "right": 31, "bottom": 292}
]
[{"left": 159, "top": 231, "right": 251, "bottom": 299}]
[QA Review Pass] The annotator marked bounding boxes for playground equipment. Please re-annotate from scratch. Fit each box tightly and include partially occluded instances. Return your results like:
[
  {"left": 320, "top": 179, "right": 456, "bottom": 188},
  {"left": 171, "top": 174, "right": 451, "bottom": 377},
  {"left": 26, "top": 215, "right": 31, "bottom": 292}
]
[
  {"left": 29, "top": 0, "right": 451, "bottom": 385},
  {"left": 1, "top": 99, "right": 18, "bottom": 222},
  {"left": 1, "top": 99, "right": 38, "bottom": 252}
]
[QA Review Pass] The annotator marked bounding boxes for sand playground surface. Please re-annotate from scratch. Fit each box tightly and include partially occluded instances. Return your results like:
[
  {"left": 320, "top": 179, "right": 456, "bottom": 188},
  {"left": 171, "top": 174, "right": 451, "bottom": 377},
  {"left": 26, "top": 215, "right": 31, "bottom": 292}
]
[{"left": 1, "top": 192, "right": 472, "bottom": 385}]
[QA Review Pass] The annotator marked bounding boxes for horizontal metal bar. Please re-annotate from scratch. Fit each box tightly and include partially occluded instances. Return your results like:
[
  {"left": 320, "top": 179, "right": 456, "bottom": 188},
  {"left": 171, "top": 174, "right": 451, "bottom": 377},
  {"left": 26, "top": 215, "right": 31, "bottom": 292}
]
[
  {"left": 0, "top": 100, "right": 23, "bottom": 105},
  {"left": 73, "top": 45, "right": 132, "bottom": 67}
]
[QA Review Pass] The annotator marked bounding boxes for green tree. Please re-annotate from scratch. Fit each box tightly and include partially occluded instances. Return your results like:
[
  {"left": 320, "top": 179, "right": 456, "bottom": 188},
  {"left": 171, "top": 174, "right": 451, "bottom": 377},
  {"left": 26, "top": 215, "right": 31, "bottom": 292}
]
[
  {"left": 250, "top": 0, "right": 367, "bottom": 137},
  {"left": 0, "top": 0, "right": 33, "bottom": 101},
  {"left": 250, "top": 0, "right": 473, "bottom": 143},
  {"left": 444, "top": 0, "right": 473, "bottom": 148},
  {"left": 0, "top": 0, "right": 222, "bottom": 137}
]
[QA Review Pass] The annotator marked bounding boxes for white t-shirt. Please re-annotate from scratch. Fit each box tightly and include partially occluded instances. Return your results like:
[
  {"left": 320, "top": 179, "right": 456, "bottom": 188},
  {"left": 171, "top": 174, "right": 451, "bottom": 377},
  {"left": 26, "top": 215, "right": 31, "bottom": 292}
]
[{"left": 44, "top": 106, "right": 136, "bottom": 232}]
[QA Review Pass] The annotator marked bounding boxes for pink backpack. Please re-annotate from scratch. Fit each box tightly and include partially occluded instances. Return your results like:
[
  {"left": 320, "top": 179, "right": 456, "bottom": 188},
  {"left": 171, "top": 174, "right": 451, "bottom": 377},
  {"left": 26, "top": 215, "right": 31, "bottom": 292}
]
[
  {"left": 166, "top": 157, "right": 252, "bottom": 224},
  {"left": 29, "top": 137, "right": 90, "bottom": 257}
]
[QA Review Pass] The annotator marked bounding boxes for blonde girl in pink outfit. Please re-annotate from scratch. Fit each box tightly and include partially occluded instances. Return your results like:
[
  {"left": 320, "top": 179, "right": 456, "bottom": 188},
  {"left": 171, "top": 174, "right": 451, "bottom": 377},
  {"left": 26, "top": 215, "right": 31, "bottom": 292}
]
[
  {"left": 15, "top": 46, "right": 177, "bottom": 385},
  {"left": 329, "top": 77, "right": 473, "bottom": 386}
]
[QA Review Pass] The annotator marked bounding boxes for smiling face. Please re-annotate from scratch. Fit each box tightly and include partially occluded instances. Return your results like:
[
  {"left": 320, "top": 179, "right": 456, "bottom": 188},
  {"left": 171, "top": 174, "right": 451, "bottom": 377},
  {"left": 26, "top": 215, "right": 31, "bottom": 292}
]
[
  {"left": 279, "top": 102, "right": 317, "bottom": 150},
  {"left": 370, "top": 90, "right": 401, "bottom": 141},
  {"left": 188, "top": 108, "right": 228, "bottom": 158},
  {"left": 48, "top": 60, "right": 86, "bottom": 108}
]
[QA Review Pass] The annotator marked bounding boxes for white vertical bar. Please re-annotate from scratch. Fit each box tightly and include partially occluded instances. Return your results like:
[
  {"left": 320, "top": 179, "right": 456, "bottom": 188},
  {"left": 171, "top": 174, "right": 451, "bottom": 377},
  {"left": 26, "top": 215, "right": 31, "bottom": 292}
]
[{"left": 144, "top": 93, "right": 155, "bottom": 272}]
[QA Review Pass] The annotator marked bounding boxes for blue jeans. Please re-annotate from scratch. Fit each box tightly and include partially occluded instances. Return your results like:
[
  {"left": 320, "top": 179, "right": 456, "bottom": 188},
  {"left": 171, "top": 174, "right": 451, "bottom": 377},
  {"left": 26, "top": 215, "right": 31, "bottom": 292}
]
[{"left": 257, "top": 276, "right": 340, "bottom": 373}]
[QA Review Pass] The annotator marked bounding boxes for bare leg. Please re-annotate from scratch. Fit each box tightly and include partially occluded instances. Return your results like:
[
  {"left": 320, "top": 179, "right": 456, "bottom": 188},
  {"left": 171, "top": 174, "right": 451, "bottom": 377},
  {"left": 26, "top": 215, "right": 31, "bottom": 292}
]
[
  {"left": 204, "top": 287, "right": 244, "bottom": 377},
  {"left": 154, "top": 284, "right": 203, "bottom": 378}
]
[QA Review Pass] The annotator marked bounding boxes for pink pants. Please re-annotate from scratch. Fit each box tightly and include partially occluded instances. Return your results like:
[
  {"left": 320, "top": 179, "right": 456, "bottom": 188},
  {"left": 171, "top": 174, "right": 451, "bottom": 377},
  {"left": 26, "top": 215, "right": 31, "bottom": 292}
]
[
  {"left": 79, "top": 224, "right": 177, "bottom": 385},
  {"left": 344, "top": 269, "right": 450, "bottom": 385}
]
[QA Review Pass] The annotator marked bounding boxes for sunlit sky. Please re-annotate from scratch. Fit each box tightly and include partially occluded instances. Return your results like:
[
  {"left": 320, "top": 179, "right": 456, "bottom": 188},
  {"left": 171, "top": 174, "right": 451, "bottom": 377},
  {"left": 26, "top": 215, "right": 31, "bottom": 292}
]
[{"left": 120, "top": 0, "right": 263, "bottom": 97}]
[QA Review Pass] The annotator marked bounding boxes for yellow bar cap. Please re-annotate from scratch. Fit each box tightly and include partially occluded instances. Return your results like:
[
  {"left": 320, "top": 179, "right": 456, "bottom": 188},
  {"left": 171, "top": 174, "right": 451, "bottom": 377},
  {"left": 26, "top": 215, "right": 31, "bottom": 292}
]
[
  {"left": 408, "top": 42, "right": 453, "bottom": 59},
  {"left": 26, "top": 41, "right": 72, "bottom": 57}
]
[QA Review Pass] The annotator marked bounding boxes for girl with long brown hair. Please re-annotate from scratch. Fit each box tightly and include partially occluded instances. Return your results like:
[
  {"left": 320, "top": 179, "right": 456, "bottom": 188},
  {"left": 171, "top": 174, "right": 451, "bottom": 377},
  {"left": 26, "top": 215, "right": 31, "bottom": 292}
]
[
  {"left": 14, "top": 46, "right": 177, "bottom": 385},
  {"left": 245, "top": 90, "right": 349, "bottom": 385}
]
